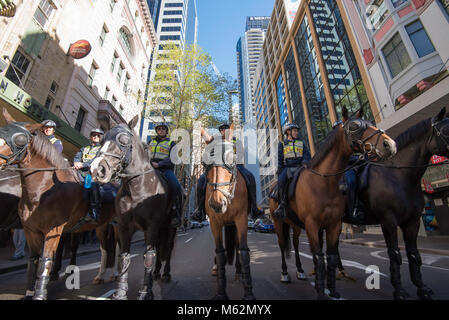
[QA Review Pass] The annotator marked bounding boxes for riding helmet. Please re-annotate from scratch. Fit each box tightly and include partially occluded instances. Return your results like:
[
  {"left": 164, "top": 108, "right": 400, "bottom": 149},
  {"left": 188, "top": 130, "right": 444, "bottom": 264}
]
[
  {"left": 155, "top": 122, "right": 169, "bottom": 132},
  {"left": 90, "top": 128, "right": 104, "bottom": 136},
  {"left": 283, "top": 123, "right": 300, "bottom": 134},
  {"left": 218, "top": 123, "right": 230, "bottom": 131},
  {"left": 41, "top": 119, "right": 57, "bottom": 128}
]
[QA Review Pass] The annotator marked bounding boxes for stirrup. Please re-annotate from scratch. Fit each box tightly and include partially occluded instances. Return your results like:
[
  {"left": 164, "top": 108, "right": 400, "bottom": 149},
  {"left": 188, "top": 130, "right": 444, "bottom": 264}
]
[{"left": 272, "top": 204, "right": 286, "bottom": 219}]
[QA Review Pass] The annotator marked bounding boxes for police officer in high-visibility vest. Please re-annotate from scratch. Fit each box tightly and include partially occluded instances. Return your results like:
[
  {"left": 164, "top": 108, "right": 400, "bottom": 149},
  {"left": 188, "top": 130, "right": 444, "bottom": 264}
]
[
  {"left": 272, "top": 123, "right": 311, "bottom": 219},
  {"left": 191, "top": 123, "right": 263, "bottom": 222},
  {"left": 73, "top": 128, "right": 104, "bottom": 224},
  {"left": 41, "top": 120, "right": 63, "bottom": 153},
  {"left": 149, "top": 122, "right": 183, "bottom": 228}
]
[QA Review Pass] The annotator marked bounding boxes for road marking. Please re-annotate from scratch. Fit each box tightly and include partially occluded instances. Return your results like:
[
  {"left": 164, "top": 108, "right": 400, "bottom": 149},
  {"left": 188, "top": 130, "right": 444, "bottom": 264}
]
[
  {"left": 177, "top": 233, "right": 189, "bottom": 237},
  {"left": 185, "top": 237, "right": 193, "bottom": 243},
  {"left": 96, "top": 289, "right": 115, "bottom": 300},
  {"left": 370, "top": 250, "right": 449, "bottom": 272},
  {"left": 295, "top": 251, "right": 388, "bottom": 277}
]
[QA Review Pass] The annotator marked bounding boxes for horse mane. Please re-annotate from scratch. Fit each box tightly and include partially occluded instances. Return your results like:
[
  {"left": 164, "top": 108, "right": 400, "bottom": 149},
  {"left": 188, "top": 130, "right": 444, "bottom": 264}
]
[
  {"left": 308, "top": 128, "right": 339, "bottom": 168},
  {"left": 30, "top": 131, "right": 68, "bottom": 168},
  {"left": 394, "top": 118, "right": 431, "bottom": 151}
]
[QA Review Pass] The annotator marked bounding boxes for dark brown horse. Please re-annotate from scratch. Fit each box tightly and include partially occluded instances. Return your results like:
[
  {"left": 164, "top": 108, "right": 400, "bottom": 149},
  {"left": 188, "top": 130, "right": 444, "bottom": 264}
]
[
  {"left": 202, "top": 124, "right": 256, "bottom": 300},
  {"left": 0, "top": 109, "right": 116, "bottom": 300},
  {"left": 89, "top": 118, "right": 177, "bottom": 300},
  {"left": 269, "top": 106, "right": 396, "bottom": 299}
]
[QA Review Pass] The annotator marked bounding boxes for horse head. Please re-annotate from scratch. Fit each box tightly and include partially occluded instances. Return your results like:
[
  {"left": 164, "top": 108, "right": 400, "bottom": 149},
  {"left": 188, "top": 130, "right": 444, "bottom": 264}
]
[
  {"left": 90, "top": 115, "right": 141, "bottom": 183},
  {"left": 202, "top": 123, "right": 237, "bottom": 214},
  {"left": 427, "top": 107, "right": 449, "bottom": 157},
  {"left": 340, "top": 106, "right": 396, "bottom": 160},
  {"left": 0, "top": 109, "right": 43, "bottom": 167}
]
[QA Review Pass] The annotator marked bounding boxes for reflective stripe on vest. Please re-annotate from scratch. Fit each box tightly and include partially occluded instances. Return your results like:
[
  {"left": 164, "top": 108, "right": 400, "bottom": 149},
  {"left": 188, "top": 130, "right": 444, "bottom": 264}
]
[
  {"left": 49, "top": 137, "right": 59, "bottom": 145},
  {"left": 82, "top": 145, "right": 101, "bottom": 162},
  {"left": 150, "top": 138, "right": 171, "bottom": 160},
  {"left": 283, "top": 140, "right": 304, "bottom": 160}
]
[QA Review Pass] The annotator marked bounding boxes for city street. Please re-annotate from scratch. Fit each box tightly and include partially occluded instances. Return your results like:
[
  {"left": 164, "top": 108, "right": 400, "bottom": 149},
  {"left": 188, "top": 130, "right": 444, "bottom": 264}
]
[{"left": 1, "top": 226, "right": 448, "bottom": 300}]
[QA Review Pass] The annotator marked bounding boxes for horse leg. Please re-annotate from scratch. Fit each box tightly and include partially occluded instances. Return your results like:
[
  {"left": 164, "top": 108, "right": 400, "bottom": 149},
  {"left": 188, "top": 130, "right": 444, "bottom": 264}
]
[
  {"left": 137, "top": 244, "right": 156, "bottom": 300},
  {"left": 293, "top": 227, "right": 306, "bottom": 280},
  {"left": 161, "top": 228, "right": 176, "bottom": 282},
  {"left": 22, "top": 230, "right": 42, "bottom": 300},
  {"left": 33, "top": 224, "right": 65, "bottom": 300},
  {"left": 211, "top": 221, "right": 228, "bottom": 300},
  {"left": 152, "top": 249, "right": 162, "bottom": 281},
  {"left": 236, "top": 216, "right": 256, "bottom": 300},
  {"left": 275, "top": 219, "right": 291, "bottom": 283},
  {"left": 49, "top": 235, "right": 64, "bottom": 281},
  {"left": 234, "top": 252, "right": 242, "bottom": 282},
  {"left": 402, "top": 219, "right": 435, "bottom": 300},
  {"left": 112, "top": 228, "right": 132, "bottom": 300},
  {"left": 325, "top": 221, "right": 342, "bottom": 299},
  {"left": 305, "top": 222, "right": 327, "bottom": 300},
  {"left": 69, "top": 233, "right": 80, "bottom": 267},
  {"left": 381, "top": 220, "right": 409, "bottom": 300}
]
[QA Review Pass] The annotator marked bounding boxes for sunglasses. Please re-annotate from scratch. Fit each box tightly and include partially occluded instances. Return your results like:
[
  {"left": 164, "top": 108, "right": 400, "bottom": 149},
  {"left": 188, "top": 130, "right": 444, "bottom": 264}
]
[
  {"left": 156, "top": 127, "right": 167, "bottom": 131},
  {"left": 91, "top": 134, "right": 102, "bottom": 137}
]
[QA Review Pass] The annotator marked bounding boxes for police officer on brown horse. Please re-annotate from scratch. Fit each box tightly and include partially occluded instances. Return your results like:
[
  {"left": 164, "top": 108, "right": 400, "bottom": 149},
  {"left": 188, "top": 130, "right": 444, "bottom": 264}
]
[
  {"left": 41, "top": 120, "right": 63, "bottom": 153},
  {"left": 273, "top": 123, "right": 311, "bottom": 219}
]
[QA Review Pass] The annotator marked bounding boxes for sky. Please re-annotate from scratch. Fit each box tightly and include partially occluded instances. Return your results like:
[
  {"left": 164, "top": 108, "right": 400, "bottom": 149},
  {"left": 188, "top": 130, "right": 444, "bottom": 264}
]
[{"left": 196, "top": 0, "right": 275, "bottom": 80}]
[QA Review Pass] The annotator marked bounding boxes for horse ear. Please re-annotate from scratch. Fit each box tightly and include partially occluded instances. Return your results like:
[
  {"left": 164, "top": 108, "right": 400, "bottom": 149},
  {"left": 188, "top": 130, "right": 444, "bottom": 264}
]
[
  {"left": 436, "top": 107, "right": 446, "bottom": 121},
  {"left": 127, "top": 115, "right": 139, "bottom": 130},
  {"left": 24, "top": 123, "right": 44, "bottom": 133},
  {"left": 342, "top": 107, "right": 349, "bottom": 122},
  {"left": 356, "top": 105, "right": 364, "bottom": 119},
  {"left": 2, "top": 108, "right": 16, "bottom": 124}
]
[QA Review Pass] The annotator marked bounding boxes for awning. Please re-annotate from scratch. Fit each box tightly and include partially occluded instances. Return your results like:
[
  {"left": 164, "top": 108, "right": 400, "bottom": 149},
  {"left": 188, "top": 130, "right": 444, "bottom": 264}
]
[{"left": 0, "top": 0, "right": 16, "bottom": 17}]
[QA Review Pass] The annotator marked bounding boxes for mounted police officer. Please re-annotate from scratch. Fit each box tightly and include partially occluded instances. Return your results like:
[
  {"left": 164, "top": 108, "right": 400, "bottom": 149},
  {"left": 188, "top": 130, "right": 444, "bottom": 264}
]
[
  {"left": 73, "top": 128, "right": 104, "bottom": 225},
  {"left": 191, "top": 123, "right": 263, "bottom": 222},
  {"left": 41, "top": 120, "right": 63, "bottom": 153},
  {"left": 149, "top": 122, "right": 183, "bottom": 228},
  {"left": 272, "top": 122, "right": 311, "bottom": 219}
]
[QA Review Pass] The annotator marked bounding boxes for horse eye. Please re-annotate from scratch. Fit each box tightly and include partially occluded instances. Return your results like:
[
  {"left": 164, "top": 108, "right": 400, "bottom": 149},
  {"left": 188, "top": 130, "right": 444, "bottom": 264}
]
[
  {"left": 13, "top": 134, "right": 28, "bottom": 147},
  {"left": 117, "top": 133, "right": 130, "bottom": 145}
]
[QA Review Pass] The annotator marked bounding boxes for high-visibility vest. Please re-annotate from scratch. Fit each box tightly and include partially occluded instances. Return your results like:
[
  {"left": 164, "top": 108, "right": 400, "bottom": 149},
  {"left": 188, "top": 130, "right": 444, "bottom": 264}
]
[
  {"left": 49, "top": 137, "right": 59, "bottom": 145},
  {"left": 82, "top": 145, "right": 101, "bottom": 163},
  {"left": 150, "top": 138, "right": 171, "bottom": 160},
  {"left": 283, "top": 139, "right": 304, "bottom": 160}
]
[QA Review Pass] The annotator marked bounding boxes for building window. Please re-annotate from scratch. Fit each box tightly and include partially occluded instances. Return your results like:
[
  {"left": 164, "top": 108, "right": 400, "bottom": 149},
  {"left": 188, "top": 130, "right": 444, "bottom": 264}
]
[
  {"left": 392, "top": 0, "right": 408, "bottom": 7},
  {"left": 117, "top": 63, "right": 124, "bottom": 83},
  {"left": 110, "top": 52, "right": 118, "bottom": 73},
  {"left": 99, "top": 25, "right": 108, "bottom": 47},
  {"left": 124, "top": 74, "right": 130, "bottom": 92},
  {"left": 405, "top": 20, "right": 435, "bottom": 58},
  {"left": 165, "top": 3, "right": 183, "bottom": 7},
  {"left": 382, "top": 32, "right": 412, "bottom": 78},
  {"left": 87, "top": 62, "right": 98, "bottom": 87},
  {"left": 161, "top": 26, "right": 181, "bottom": 32},
  {"left": 44, "top": 95, "right": 54, "bottom": 109},
  {"left": 5, "top": 49, "right": 30, "bottom": 87},
  {"left": 366, "top": 0, "right": 389, "bottom": 30},
  {"left": 104, "top": 86, "right": 110, "bottom": 100},
  {"left": 33, "top": 0, "right": 55, "bottom": 28},
  {"left": 50, "top": 81, "right": 58, "bottom": 94},
  {"left": 74, "top": 107, "right": 86, "bottom": 132},
  {"left": 119, "top": 27, "right": 133, "bottom": 56},
  {"left": 110, "top": 0, "right": 116, "bottom": 12},
  {"left": 163, "top": 10, "right": 183, "bottom": 15},
  {"left": 162, "top": 18, "right": 182, "bottom": 23},
  {"left": 160, "top": 35, "right": 180, "bottom": 41},
  {"left": 276, "top": 74, "right": 288, "bottom": 128},
  {"left": 440, "top": 0, "right": 449, "bottom": 16},
  {"left": 112, "top": 96, "right": 117, "bottom": 108}
]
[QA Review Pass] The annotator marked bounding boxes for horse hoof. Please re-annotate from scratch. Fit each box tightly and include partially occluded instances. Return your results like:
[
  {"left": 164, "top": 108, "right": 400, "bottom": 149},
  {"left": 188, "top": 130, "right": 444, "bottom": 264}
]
[
  {"left": 92, "top": 278, "right": 104, "bottom": 285},
  {"left": 317, "top": 294, "right": 330, "bottom": 301},
  {"left": 328, "top": 290, "right": 342, "bottom": 300},
  {"left": 418, "top": 287, "right": 435, "bottom": 300},
  {"left": 296, "top": 271, "right": 307, "bottom": 281},
  {"left": 280, "top": 272, "right": 291, "bottom": 283},
  {"left": 49, "top": 273, "right": 59, "bottom": 281},
  {"left": 112, "top": 292, "right": 128, "bottom": 300},
  {"left": 212, "top": 294, "right": 229, "bottom": 300},
  {"left": 211, "top": 270, "right": 217, "bottom": 277},
  {"left": 161, "top": 274, "right": 171, "bottom": 283},
  {"left": 393, "top": 289, "right": 410, "bottom": 300},
  {"left": 137, "top": 291, "right": 154, "bottom": 300},
  {"left": 21, "top": 295, "right": 33, "bottom": 301},
  {"left": 152, "top": 273, "right": 161, "bottom": 281}
]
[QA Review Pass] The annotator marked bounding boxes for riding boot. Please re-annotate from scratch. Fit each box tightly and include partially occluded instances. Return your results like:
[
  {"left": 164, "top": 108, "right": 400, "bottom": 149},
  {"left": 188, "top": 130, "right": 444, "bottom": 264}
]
[
  {"left": 169, "top": 193, "right": 182, "bottom": 228},
  {"left": 192, "top": 178, "right": 206, "bottom": 222},
  {"left": 248, "top": 183, "right": 263, "bottom": 220},
  {"left": 272, "top": 183, "right": 288, "bottom": 219},
  {"left": 87, "top": 184, "right": 101, "bottom": 224}
]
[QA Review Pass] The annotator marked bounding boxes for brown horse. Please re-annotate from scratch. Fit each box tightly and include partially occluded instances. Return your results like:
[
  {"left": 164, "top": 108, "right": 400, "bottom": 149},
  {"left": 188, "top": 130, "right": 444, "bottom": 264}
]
[
  {"left": 269, "top": 106, "right": 396, "bottom": 299},
  {"left": 202, "top": 124, "right": 255, "bottom": 300},
  {"left": 0, "top": 109, "right": 115, "bottom": 300}
]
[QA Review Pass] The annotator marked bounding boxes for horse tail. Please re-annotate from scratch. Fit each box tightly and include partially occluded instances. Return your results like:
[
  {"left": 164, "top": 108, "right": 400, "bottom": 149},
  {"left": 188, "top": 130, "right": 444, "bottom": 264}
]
[
  {"left": 282, "top": 222, "right": 291, "bottom": 259},
  {"left": 224, "top": 225, "right": 236, "bottom": 265},
  {"left": 104, "top": 223, "right": 116, "bottom": 269}
]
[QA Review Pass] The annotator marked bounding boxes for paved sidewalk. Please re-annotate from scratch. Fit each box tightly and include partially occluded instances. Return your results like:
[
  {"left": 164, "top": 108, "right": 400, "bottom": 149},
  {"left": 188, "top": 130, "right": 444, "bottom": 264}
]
[
  {"left": 0, "top": 231, "right": 144, "bottom": 275},
  {"left": 340, "top": 231, "right": 449, "bottom": 256}
]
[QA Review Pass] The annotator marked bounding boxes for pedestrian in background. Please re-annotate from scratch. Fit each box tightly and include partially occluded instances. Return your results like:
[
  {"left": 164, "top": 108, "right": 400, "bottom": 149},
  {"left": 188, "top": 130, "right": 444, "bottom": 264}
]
[{"left": 9, "top": 228, "right": 26, "bottom": 260}]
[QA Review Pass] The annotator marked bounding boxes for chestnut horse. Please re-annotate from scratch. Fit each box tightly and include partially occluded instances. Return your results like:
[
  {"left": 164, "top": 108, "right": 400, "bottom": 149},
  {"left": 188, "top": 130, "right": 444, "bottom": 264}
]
[
  {"left": 0, "top": 109, "right": 115, "bottom": 300},
  {"left": 269, "top": 106, "right": 396, "bottom": 299},
  {"left": 202, "top": 124, "right": 256, "bottom": 300}
]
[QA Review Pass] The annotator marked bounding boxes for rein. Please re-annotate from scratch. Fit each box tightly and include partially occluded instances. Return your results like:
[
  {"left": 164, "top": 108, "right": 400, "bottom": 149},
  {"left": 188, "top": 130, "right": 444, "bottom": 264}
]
[{"left": 308, "top": 154, "right": 368, "bottom": 177}]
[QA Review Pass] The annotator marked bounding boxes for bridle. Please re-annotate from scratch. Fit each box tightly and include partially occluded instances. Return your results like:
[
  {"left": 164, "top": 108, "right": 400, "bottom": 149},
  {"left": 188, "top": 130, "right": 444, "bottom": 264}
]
[
  {"left": 204, "top": 140, "right": 237, "bottom": 203},
  {"left": 342, "top": 118, "right": 385, "bottom": 158},
  {"left": 430, "top": 116, "right": 449, "bottom": 152},
  {"left": 0, "top": 123, "right": 32, "bottom": 165}
]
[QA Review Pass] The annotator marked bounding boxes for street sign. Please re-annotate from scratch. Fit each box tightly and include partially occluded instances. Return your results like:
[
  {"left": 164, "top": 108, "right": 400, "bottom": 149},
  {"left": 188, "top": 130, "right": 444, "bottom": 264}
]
[
  {"left": 68, "top": 40, "right": 91, "bottom": 59},
  {"left": 431, "top": 155, "right": 448, "bottom": 164}
]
